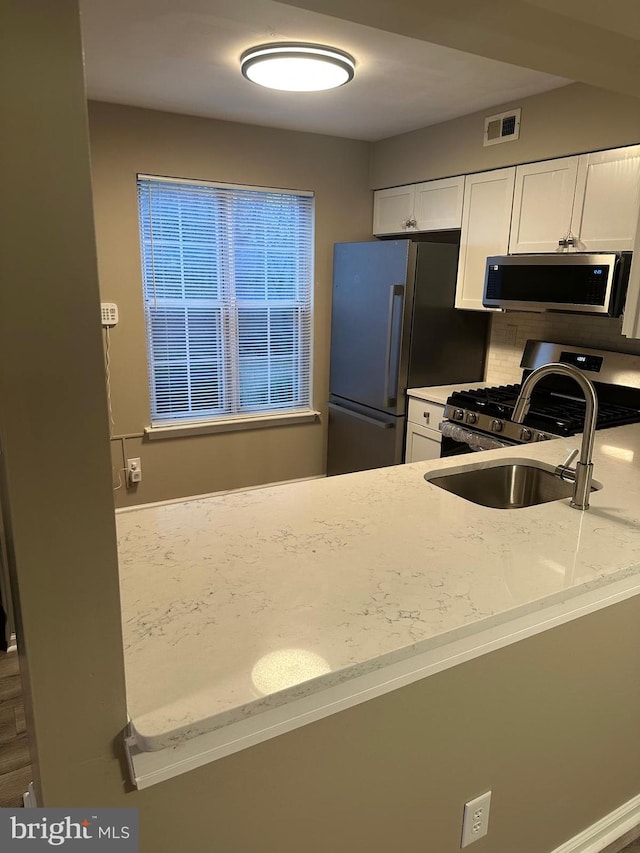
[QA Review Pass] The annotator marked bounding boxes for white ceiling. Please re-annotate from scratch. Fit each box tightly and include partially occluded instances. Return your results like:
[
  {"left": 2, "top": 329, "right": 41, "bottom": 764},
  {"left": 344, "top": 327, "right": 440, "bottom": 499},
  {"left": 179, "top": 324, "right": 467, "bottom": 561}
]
[{"left": 79, "top": 0, "right": 571, "bottom": 141}]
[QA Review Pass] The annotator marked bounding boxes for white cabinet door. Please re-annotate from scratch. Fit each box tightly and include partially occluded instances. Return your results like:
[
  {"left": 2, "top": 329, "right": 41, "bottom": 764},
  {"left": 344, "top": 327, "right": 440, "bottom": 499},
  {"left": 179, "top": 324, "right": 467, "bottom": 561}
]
[
  {"left": 373, "top": 185, "right": 416, "bottom": 235},
  {"left": 509, "top": 157, "right": 579, "bottom": 253},
  {"left": 571, "top": 145, "right": 640, "bottom": 252},
  {"left": 405, "top": 423, "right": 442, "bottom": 463},
  {"left": 621, "top": 202, "right": 640, "bottom": 339},
  {"left": 413, "top": 176, "right": 465, "bottom": 231},
  {"left": 407, "top": 398, "right": 445, "bottom": 431},
  {"left": 455, "top": 167, "right": 516, "bottom": 311}
]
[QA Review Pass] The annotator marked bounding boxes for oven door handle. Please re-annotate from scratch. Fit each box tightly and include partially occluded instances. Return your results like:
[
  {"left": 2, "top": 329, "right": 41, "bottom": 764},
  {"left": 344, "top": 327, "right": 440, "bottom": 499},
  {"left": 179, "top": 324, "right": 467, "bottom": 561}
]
[{"left": 440, "top": 420, "right": 512, "bottom": 451}]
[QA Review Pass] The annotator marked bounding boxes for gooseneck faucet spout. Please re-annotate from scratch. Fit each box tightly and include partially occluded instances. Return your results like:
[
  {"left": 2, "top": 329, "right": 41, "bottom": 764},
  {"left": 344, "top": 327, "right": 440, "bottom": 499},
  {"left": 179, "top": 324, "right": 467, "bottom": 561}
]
[{"left": 511, "top": 363, "right": 598, "bottom": 510}]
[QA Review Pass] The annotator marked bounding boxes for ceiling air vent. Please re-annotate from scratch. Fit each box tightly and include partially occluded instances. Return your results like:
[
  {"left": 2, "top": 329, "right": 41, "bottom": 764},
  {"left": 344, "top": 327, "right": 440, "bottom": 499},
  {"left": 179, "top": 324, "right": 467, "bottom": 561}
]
[{"left": 483, "top": 108, "right": 521, "bottom": 147}]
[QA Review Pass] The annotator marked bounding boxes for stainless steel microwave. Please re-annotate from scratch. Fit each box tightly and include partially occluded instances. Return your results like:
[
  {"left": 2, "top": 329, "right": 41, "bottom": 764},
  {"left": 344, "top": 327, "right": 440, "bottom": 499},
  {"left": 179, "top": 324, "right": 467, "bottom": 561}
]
[{"left": 482, "top": 252, "right": 632, "bottom": 316}]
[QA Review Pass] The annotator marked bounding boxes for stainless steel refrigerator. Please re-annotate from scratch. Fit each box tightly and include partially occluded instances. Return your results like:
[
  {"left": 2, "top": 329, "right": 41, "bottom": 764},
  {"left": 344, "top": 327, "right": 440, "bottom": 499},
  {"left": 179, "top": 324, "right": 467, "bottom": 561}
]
[{"left": 327, "top": 240, "right": 489, "bottom": 475}]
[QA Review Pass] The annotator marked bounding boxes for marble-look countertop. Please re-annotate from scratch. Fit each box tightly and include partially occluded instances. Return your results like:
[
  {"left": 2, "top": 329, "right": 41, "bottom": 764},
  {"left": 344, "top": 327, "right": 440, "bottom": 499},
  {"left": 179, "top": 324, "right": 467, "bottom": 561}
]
[
  {"left": 407, "top": 381, "right": 494, "bottom": 406},
  {"left": 117, "top": 425, "right": 640, "bottom": 753}
]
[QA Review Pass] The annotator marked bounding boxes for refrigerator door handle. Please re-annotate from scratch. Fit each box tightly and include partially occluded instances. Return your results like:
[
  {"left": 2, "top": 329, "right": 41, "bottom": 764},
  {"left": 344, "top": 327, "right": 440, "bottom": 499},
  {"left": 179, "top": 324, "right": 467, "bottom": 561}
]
[
  {"left": 328, "top": 403, "right": 393, "bottom": 429},
  {"left": 383, "top": 284, "right": 405, "bottom": 408}
]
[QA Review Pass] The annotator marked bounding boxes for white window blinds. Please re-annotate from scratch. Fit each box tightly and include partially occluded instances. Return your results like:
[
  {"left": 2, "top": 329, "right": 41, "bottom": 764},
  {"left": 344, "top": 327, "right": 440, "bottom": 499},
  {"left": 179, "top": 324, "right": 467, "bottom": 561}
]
[{"left": 137, "top": 176, "right": 314, "bottom": 425}]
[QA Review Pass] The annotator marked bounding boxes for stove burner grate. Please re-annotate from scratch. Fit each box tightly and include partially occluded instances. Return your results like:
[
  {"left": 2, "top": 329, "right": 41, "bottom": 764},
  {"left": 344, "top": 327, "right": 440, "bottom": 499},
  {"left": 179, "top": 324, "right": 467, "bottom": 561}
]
[{"left": 448, "top": 384, "right": 640, "bottom": 437}]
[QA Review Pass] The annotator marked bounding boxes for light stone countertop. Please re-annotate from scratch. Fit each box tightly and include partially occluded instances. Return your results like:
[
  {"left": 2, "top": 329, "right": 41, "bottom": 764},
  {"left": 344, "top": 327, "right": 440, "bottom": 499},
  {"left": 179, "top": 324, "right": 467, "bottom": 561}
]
[
  {"left": 406, "top": 377, "right": 511, "bottom": 406},
  {"left": 406, "top": 382, "right": 485, "bottom": 406},
  {"left": 117, "top": 424, "right": 640, "bottom": 753}
]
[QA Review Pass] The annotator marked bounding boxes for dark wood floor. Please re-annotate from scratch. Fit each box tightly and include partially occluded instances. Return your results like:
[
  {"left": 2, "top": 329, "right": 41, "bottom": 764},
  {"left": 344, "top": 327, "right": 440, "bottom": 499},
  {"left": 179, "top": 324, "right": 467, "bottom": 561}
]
[{"left": 0, "top": 650, "right": 32, "bottom": 807}]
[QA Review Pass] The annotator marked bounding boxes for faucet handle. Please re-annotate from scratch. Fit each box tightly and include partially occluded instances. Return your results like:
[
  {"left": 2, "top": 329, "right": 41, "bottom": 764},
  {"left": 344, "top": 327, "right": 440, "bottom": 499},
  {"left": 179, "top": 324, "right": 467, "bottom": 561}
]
[
  {"left": 555, "top": 448, "right": 579, "bottom": 481},
  {"left": 562, "top": 449, "right": 579, "bottom": 468}
]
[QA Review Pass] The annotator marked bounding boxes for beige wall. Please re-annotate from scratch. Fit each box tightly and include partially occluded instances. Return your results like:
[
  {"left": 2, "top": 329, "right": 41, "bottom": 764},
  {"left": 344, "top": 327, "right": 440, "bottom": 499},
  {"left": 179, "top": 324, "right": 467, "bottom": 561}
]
[
  {"left": 92, "top": 84, "right": 640, "bottom": 508},
  {"left": 87, "top": 101, "right": 372, "bottom": 507},
  {"left": 371, "top": 82, "right": 640, "bottom": 189},
  {"left": 127, "top": 596, "right": 640, "bottom": 853},
  {"left": 0, "top": 0, "right": 127, "bottom": 804}
]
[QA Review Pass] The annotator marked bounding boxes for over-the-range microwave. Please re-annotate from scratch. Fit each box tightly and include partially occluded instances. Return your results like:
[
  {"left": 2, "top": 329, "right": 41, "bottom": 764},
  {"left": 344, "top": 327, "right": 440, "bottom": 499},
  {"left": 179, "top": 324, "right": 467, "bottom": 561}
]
[{"left": 482, "top": 252, "right": 632, "bottom": 316}]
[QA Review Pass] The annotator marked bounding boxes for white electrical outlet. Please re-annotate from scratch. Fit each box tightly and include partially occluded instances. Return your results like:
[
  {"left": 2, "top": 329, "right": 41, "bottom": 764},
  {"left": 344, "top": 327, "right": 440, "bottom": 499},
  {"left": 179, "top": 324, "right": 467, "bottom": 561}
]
[
  {"left": 461, "top": 791, "right": 491, "bottom": 847},
  {"left": 127, "top": 457, "right": 142, "bottom": 486}
]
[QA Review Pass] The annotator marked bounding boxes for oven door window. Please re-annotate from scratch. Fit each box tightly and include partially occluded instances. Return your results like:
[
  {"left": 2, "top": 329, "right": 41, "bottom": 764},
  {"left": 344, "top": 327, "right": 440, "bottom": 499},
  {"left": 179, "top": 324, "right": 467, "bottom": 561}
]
[{"left": 440, "top": 434, "right": 475, "bottom": 458}]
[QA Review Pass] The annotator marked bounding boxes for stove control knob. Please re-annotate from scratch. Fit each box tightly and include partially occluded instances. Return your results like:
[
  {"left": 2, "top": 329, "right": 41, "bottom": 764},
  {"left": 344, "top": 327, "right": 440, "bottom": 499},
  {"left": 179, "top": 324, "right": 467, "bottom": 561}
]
[
  {"left": 537, "top": 432, "right": 549, "bottom": 442},
  {"left": 466, "top": 412, "right": 478, "bottom": 425},
  {"left": 491, "top": 419, "right": 504, "bottom": 433},
  {"left": 519, "top": 428, "right": 532, "bottom": 442},
  {"left": 453, "top": 409, "right": 465, "bottom": 421}
]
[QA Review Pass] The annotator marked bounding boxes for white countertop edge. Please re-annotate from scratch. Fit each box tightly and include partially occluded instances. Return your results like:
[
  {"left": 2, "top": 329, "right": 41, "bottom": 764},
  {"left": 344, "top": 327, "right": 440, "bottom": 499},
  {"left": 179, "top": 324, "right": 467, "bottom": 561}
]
[
  {"left": 125, "top": 568, "right": 640, "bottom": 790},
  {"left": 406, "top": 381, "right": 491, "bottom": 406},
  {"left": 116, "top": 475, "right": 325, "bottom": 514}
]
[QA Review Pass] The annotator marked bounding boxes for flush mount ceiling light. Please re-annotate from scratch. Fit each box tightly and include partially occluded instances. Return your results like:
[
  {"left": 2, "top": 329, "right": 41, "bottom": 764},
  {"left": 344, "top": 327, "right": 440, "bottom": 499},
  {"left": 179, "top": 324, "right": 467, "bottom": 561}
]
[{"left": 240, "top": 42, "right": 355, "bottom": 92}]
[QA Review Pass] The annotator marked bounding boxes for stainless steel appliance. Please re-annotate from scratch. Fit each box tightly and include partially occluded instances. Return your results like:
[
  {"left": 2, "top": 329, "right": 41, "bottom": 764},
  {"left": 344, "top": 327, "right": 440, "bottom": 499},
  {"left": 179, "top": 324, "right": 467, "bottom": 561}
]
[
  {"left": 482, "top": 253, "right": 631, "bottom": 315},
  {"left": 327, "top": 240, "right": 489, "bottom": 475},
  {"left": 440, "top": 340, "right": 640, "bottom": 457}
]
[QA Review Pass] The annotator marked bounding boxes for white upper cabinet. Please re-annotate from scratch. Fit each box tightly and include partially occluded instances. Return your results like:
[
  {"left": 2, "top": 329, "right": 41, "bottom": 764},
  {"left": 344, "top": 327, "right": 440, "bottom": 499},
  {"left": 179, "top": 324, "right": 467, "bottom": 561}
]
[
  {"left": 509, "top": 157, "right": 579, "bottom": 254},
  {"left": 373, "top": 185, "right": 416, "bottom": 235},
  {"left": 509, "top": 145, "right": 640, "bottom": 254},
  {"left": 373, "top": 176, "right": 464, "bottom": 235},
  {"left": 412, "top": 176, "right": 464, "bottom": 231},
  {"left": 455, "top": 167, "right": 516, "bottom": 311},
  {"left": 621, "top": 211, "right": 640, "bottom": 339},
  {"left": 571, "top": 145, "right": 640, "bottom": 252}
]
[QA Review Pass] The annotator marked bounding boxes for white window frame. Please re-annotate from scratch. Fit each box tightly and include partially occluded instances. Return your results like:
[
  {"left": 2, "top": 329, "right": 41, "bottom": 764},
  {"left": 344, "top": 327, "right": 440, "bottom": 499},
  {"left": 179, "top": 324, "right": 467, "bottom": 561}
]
[{"left": 137, "top": 175, "right": 318, "bottom": 438}]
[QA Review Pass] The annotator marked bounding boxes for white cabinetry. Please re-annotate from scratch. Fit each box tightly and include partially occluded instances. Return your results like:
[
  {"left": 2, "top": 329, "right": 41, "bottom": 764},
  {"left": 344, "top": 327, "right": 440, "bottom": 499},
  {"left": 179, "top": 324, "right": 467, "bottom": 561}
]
[
  {"left": 509, "top": 145, "right": 640, "bottom": 254},
  {"left": 454, "top": 167, "right": 516, "bottom": 311},
  {"left": 621, "top": 199, "right": 640, "bottom": 340},
  {"left": 509, "top": 157, "right": 578, "bottom": 254},
  {"left": 405, "top": 398, "right": 444, "bottom": 462},
  {"left": 571, "top": 145, "right": 640, "bottom": 252},
  {"left": 373, "top": 176, "right": 464, "bottom": 236},
  {"left": 372, "top": 185, "right": 415, "bottom": 235}
]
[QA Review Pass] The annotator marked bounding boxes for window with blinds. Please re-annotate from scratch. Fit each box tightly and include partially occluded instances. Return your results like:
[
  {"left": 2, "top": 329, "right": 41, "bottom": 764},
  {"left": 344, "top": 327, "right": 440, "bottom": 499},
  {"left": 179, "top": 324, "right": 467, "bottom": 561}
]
[{"left": 137, "top": 176, "right": 314, "bottom": 426}]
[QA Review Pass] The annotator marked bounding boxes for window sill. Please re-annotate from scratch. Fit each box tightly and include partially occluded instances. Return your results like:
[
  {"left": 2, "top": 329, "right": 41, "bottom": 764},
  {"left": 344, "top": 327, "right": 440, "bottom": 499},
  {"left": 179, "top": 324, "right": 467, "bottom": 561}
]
[{"left": 144, "top": 409, "right": 321, "bottom": 440}]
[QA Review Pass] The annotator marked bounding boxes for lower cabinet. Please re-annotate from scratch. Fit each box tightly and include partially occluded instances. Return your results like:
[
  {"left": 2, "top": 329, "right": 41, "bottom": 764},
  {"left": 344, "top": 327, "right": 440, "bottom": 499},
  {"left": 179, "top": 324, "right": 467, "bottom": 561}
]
[
  {"left": 405, "top": 397, "right": 445, "bottom": 462},
  {"left": 405, "top": 422, "right": 442, "bottom": 462}
]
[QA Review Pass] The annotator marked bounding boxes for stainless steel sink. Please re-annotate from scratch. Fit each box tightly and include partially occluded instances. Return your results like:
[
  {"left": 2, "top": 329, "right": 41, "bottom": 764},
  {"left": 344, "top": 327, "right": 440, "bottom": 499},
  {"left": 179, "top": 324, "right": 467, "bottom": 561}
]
[{"left": 425, "top": 461, "right": 602, "bottom": 509}]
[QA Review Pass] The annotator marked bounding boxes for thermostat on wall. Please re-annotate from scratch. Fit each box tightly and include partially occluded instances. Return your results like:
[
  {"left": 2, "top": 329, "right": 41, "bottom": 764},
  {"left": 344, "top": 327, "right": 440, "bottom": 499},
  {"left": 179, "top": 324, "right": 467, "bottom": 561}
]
[{"left": 101, "top": 302, "right": 119, "bottom": 328}]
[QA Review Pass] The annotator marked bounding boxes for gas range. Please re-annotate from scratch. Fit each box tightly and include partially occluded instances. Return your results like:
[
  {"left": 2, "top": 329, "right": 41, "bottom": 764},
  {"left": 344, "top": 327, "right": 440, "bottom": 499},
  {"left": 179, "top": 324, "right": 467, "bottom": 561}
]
[{"left": 441, "top": 340, "right": 640, "bottom": 454}]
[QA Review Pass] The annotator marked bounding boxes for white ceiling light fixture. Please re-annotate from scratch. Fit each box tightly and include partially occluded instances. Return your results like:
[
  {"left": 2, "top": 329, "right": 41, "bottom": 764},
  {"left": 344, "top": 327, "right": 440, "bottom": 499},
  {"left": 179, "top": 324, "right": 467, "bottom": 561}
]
[{"left": 240, "top": 42, "right": 355, "bottom": 92}]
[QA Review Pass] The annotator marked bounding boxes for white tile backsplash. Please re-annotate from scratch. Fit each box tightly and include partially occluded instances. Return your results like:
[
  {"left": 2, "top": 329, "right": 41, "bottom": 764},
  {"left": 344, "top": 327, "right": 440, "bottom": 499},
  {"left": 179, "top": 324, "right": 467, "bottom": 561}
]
[{"left": 487, "top": 312, "right": 640, "bottom": 385}]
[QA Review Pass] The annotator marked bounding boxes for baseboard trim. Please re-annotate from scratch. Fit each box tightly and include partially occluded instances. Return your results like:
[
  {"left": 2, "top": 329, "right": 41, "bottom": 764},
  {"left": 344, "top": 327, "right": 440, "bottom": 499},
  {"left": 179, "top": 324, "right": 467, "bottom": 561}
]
[{"left": 551, "top": 793, "right": 640, "bottom": 853}]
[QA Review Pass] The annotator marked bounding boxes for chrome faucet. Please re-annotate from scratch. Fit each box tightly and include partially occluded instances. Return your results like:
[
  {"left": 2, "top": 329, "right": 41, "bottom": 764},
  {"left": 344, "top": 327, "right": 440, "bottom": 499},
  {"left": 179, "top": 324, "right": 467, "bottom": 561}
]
[{"left": 511, "top": 363, "right": 598, "bottom": 510}]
